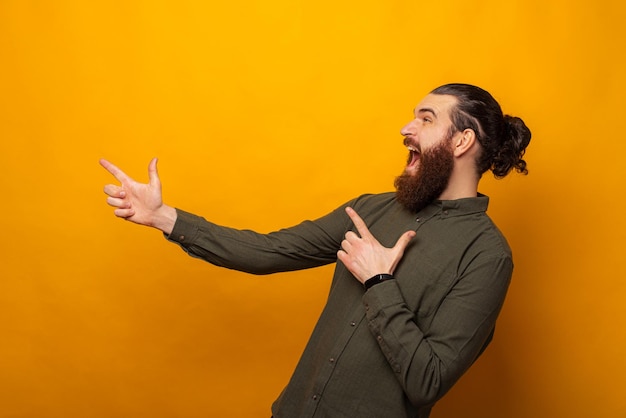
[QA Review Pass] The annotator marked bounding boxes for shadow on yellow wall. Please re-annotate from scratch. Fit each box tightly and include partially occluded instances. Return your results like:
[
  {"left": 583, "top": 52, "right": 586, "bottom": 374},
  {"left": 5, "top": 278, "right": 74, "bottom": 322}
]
[{"left": 1, "top": 1, "right": 625, "bottom": 417}]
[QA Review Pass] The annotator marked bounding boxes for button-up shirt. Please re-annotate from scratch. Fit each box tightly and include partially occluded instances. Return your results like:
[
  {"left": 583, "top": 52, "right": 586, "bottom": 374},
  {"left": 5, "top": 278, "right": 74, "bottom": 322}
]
[{"left": 167, "top": 193, "right": 513, "bottom": 418}]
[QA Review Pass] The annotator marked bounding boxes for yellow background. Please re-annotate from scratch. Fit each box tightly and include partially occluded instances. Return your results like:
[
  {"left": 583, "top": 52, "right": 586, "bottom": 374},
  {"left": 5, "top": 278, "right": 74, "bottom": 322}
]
[{"left": 1, "top": 1, "right": 625, "bottom": 417}]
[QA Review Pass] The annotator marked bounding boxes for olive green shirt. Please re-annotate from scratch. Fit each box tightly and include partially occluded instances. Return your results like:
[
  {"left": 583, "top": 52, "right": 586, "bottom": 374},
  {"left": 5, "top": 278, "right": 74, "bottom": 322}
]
[{"left": 166, "top": 193, "right": 513, "bottom": 418}]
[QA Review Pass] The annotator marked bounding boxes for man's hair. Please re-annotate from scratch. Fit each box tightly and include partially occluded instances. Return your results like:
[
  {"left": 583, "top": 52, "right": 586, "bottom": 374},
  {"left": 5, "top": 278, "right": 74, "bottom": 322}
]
[{"left": 431, "top": 83, "right": 532, "bottom": 178}]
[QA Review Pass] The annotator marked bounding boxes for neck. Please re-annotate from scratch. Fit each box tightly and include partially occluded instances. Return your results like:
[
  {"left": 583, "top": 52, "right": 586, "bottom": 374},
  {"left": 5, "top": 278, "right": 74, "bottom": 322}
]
[{"left": 438, "top": 167, "right": 480, "bottom": 201}]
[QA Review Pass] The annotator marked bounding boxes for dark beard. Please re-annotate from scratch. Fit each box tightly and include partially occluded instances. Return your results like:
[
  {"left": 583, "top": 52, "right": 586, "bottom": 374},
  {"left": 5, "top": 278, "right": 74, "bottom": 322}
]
[{"left": 394, "top": 140, "right": 455, "bottom": 213}]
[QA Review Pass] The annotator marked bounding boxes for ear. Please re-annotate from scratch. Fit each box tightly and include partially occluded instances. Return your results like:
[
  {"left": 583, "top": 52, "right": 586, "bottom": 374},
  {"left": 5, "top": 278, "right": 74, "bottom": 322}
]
[{"left": 452, "top": 128, "right": 477, "bottom": 157}]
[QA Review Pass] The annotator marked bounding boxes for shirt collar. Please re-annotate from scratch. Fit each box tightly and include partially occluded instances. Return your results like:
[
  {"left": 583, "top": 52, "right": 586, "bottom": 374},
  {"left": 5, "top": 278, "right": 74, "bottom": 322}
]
[{"left": 417, "top": 193, "right": 489, "bottom": 220}]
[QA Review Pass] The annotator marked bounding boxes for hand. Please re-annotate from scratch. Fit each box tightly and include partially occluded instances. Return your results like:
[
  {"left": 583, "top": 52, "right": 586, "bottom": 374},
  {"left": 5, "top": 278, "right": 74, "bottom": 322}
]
[
  {"left": 100, "top": 158, "right": 177, "bottom": 234},
  {"left": 337, "top": 207, "right": 416, "bottom": 284}
]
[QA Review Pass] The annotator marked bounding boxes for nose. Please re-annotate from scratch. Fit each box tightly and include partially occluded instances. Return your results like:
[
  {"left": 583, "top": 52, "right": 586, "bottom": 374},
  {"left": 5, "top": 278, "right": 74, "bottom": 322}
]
[{"left": 400, "top": 119, "right": 417, "bottom": 137}]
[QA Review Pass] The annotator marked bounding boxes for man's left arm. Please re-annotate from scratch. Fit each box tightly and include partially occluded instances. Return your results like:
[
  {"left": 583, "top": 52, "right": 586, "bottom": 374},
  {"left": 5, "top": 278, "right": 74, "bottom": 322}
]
[{"left": 338, "top": 207, "right": 512, "bottom": 407}]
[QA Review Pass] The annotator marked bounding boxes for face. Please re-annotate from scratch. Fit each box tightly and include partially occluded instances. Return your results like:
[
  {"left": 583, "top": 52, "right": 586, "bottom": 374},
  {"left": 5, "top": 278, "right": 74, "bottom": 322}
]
[
  {"left": 399, "top": 93, "right": 459, "bottom": 176},
  {"left": 395, "top": 94, "right": 458, "bottom": 212}
]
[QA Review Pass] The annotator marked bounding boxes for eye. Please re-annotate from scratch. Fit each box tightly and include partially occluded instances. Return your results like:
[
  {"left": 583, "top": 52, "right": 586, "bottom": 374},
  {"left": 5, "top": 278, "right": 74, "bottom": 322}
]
[{"left": 423, "top": 117, "right": 432, "bottom": 123}]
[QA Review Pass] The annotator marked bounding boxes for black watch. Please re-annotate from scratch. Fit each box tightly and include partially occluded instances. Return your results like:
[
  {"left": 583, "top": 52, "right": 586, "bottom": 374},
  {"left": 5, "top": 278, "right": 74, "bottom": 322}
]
[{"left": 364, "top": 273, "right": 395, "bottom": 290}]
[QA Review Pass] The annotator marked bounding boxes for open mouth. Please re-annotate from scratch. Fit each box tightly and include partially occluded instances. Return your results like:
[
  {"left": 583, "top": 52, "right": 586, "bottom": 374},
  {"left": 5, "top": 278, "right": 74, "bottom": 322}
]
[{"left": 406, "top": 144, "right": 421, "bottom": 170}]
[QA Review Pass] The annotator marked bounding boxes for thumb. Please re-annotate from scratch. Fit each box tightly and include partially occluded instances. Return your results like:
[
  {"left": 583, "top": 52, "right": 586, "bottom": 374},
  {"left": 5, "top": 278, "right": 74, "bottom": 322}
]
[
  {"left": 393, "top": 230, "right": 416, "bottom": 254},
  {"left": 148, "top": 157, "right": 160, "bottom": 187}
]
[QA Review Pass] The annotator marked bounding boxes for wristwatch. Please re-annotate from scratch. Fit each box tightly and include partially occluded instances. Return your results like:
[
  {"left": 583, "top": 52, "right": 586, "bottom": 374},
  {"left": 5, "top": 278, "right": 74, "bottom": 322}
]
[{"left": 364, "top": 273, "right": 395, "bottom": 290}]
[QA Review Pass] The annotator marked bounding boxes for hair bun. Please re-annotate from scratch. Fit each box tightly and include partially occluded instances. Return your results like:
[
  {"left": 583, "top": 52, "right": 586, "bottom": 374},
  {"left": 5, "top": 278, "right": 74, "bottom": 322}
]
[{"left": 491, "top": 115, "right": 532, "bottom": 178}]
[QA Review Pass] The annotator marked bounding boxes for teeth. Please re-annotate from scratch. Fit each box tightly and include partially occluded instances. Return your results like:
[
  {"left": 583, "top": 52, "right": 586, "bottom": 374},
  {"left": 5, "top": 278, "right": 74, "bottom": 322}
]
[{"left": 407, "top": 145, "right": 419, "bottom": 153}]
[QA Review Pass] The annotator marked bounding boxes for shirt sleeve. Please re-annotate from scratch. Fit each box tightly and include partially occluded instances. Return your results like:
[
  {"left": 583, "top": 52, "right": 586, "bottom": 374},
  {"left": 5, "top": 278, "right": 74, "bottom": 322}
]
[
  {"left": 164, "top": 204, "right": 353, "bottom": 275},
  {"left": 362, "top": 253, "right": 513, "bottom": 407}
]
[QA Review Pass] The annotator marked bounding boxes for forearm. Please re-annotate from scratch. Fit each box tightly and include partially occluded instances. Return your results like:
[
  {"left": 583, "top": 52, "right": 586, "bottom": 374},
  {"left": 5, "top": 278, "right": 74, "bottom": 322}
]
[
  {"left": 362, "top": 255, "right": 512, "bottom": 406},
  {"left": 363, "top": 281, "right": 449, "bottom": 405},
  {"left": 165, "top": 207, "right": 349, "bottom": 274}
]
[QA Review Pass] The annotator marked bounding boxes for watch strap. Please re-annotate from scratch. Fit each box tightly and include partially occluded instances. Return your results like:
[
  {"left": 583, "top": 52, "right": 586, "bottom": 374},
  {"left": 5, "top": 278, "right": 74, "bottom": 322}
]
[{"left": 364, "top": 273, "right": 395, "bottom": 290}]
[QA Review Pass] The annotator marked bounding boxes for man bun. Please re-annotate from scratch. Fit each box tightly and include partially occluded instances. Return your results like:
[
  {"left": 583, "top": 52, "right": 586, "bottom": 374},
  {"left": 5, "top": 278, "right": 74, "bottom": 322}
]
[{"left": 491, "top": 115, "right": 532, "bottom": 178}]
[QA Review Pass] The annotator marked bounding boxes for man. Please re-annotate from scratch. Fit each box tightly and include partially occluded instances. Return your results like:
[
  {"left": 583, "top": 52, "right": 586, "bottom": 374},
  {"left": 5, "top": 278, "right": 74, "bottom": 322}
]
[{"left": 101, "top": 83, "right": 531, "bottom": 417}]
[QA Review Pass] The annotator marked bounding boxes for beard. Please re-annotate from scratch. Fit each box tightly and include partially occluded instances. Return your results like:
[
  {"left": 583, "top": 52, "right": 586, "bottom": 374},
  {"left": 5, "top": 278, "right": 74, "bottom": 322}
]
[{"left": 394, "top": 139, "right": 455, "bottom": 213}]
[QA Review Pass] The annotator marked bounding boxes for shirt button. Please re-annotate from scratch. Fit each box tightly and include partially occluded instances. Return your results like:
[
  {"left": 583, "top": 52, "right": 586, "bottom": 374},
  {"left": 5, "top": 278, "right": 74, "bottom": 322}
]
[
  {"left": 312, "top": 395, "right": 319, "bottom": 401},
  {"left": 377, "top": 335, "right": 383, "bottom": 342},
  {"left": 350, "top": 321, "right": 356, "bottom": 327},
  {"left": 415, "top": 218, "right": 420, "bottom": 222},
  {"left": 179, "top": 235, "right": 185, "bottom": 241},
  {"left": 329, "top": 357, "right": 335, "bottom": 363},
  {"left": 443, "top": 210, "right": 449, "bottom": 215}
]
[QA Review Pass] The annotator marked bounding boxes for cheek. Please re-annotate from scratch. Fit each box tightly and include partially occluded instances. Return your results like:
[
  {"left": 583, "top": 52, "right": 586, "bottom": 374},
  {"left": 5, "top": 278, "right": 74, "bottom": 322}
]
[{"left": 427, "top": 130, "right": 453, "bottom": 148}]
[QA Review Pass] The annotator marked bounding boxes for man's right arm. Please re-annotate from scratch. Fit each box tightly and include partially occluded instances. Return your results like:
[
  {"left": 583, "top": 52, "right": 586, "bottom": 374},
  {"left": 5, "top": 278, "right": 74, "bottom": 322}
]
[
  {"left": 101, "top": 158, "right": 353, "bottom": 274},
  {"left": 164, "top": 206, "right": 349, "bottom": 275}
]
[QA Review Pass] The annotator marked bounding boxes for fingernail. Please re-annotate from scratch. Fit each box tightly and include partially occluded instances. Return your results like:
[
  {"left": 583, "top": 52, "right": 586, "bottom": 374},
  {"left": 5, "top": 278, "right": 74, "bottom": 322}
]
[{"left": 120, "top": 191, "right": 126, "bottom": 198}]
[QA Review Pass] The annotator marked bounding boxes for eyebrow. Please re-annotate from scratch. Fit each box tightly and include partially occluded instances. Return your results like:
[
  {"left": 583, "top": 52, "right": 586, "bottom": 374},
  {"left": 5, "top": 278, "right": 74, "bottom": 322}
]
[{"left": 414, "top": 107, "right": 438, "bottom": 118}]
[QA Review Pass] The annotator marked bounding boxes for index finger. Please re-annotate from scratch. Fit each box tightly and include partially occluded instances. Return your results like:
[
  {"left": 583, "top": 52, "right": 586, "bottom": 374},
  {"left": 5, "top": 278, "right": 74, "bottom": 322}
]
[
  {"left": 99, "top": 158, "right": 130, "bottom": 183},
  {"left": 345, "top": 207, "right": 373, "bottom": 239}
]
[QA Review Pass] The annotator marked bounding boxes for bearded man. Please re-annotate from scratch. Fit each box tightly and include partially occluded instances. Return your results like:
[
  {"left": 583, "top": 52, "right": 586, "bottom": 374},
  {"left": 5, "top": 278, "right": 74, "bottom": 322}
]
[{"left": 101, "top": 83, "right": 531, "bottom": 418}]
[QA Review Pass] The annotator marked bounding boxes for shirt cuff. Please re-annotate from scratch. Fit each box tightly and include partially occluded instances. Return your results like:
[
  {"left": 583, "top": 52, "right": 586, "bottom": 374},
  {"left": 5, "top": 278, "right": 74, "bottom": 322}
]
[
  {"left": 362, "top": 279, "right": 405, "bottom": 320},
  {"left": 164, "top": 209, "right": 201, "bottom": 245}
]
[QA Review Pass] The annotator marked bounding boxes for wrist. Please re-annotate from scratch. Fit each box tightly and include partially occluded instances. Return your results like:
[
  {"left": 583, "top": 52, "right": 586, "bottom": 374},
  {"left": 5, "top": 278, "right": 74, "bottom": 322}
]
[
  {"left": 151, "top": 205, "right": 178, "bottom": 234},
  {"left": 364, "top": 273, "right": 395, "bottom": 290}
]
